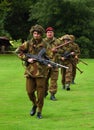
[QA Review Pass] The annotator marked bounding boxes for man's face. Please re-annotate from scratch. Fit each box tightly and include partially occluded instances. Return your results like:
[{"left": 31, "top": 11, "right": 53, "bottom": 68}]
[
  {"left": 63, "top": 39, "right": 70, "bottom": 43},
  {"left": 33, "top": 31, "right": 42, "bottom": 40},
  {"left": 46, "top": 31, "right": 54, "bottom": 39}
]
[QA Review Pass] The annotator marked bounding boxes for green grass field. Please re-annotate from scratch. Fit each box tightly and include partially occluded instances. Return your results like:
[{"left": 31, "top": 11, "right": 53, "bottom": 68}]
[{"left": 0, "top": 54, "right": 94, "bottom": 130}]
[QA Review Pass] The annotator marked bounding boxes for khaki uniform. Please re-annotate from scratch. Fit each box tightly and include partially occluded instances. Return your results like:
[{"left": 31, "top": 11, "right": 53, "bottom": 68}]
[
  {"left": 58, "top": 35, "right": 78, "bottom": 90},
  {"left": 71, "top": 42, "right": 80, "bottom": 83},
  {"left": 69, "top": 35, "right": 80, "bottom": 83},
  {"left": 16, "top": 39, "right": 49, "bottom": 113},
  {"left": 44, "top": 37, "right": 60, "bottom": 95}
]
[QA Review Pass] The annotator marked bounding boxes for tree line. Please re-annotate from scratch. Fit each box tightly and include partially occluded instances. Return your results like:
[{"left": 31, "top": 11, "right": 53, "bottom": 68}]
[{"left": 0, "top": 0, "right": 94, "bottom": 58}]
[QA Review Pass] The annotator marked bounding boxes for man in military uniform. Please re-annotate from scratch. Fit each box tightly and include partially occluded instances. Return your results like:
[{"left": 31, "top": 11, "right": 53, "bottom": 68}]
[
  {"left": 59, "top": 34, "right": 78, "bottom": 90},
  {"left": 69, "top": 35, "right": 80, "bottom": 84},
  {"left": 43, "top": 27, "right": 60, "bottom": 100},
  {"left": 15, "top": 24, "right": 49, "bottom": 119}
]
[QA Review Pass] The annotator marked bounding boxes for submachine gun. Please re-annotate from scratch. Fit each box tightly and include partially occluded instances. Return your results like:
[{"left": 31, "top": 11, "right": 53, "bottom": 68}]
[
  {"left": 61, "top": 51, "right": 83, "bottom": 74},
  {"left": 24, "top": 48, "right": 69, "bottom": 69}
]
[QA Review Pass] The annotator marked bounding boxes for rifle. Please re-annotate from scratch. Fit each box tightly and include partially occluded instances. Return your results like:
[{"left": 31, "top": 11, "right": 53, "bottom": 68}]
[
  {"left": 61, "top": 51, "right": 73, "bottom": 59},
  {"left": 71, "top": 61, "right": 83, "bottom": 74},
  {"left": 24, "top": 48, "right": 69, "bottom": 69},
  {"left": 79, "top": 59, "right": 88, "bottom": 65},
  {"left": 52, "top": 41, "right": 71, "bottom": 51},
  {"left": 62, "top": 52, "right": 88, "bottom": 66},
  {"left": 61, "top": 51, "right": 83, "bottom": 74}
]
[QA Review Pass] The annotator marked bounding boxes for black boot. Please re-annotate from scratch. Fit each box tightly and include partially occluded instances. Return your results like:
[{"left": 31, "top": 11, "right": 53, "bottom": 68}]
[
  {"left": 50, "top": 94, "right": 56, "bottom": 101},
  {"left": 66, "top": 87, "right": 70, "bottom": 91},
  {"left": 65, "top": 84, "right": 70, "bottom": 91},
  {"left": 37, "top": 112, "right": 42, "bottom": 119},
  {"left": 30, "top": 105, "right": 37, "bottom": 116}
]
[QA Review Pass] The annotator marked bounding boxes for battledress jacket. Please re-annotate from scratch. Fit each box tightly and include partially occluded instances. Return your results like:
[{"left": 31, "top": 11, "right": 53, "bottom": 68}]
[
  {"left": 57, "top": 42, "right": 79, "bottom": 65},
  {"left": 43, "top": 37, "right": 60, "bottom": 63},
  {"left": 72, "top": 42, "right": 80, "bottom": 57},
  {"left": 16, "top": 38, "right": 49, "bottom": 78}
]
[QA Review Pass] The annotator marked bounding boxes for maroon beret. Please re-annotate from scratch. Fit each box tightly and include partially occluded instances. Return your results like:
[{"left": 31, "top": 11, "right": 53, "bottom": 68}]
[{"left": 46, "top": 27, "right": 54, "bottom": 32}]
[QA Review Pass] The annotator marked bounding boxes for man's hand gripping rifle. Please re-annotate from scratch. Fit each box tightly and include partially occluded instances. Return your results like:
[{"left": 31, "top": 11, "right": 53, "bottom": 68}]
[
  {"left": 25, "top": 48, "right": 68, "bottom": 69},
  {"left": 61, "top": 51, "right": 83, "bottom": 74}
]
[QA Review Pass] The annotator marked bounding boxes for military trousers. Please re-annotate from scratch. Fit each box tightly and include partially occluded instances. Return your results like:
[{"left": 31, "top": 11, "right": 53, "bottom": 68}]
[
  {"left": 26, "top": 77, "right": 46, "bottom": 113},
  {"left": 61, "top": 63, "right": 72, "bottom": 86},
  {"left": 72, "top": 61, "right": 77, "bottom": 81},
  {"left": 45, "top": 68, "right": 59, "bottom": 95}
]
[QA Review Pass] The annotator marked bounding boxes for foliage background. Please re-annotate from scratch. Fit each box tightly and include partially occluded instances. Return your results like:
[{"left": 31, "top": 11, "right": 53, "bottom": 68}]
[{"left": 0, "top": 0, "right": 94, "bottom": 58}]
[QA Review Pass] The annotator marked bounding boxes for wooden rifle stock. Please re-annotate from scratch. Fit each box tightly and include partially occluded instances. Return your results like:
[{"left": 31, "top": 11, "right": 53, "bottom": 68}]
[{"left": 53, "top": 41, "right": 71, "bottom": 50}]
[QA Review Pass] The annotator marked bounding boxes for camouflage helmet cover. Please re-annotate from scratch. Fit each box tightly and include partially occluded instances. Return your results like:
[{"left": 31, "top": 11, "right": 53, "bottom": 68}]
[
  {"left": 30, "top": 24, "right": 45, "bottom": 35},
  {"left": 59, "top": 34, "right": 71, "bottom": 41},
  {"left": 69, "top": 35, "right": 75, "bottom": 41}
]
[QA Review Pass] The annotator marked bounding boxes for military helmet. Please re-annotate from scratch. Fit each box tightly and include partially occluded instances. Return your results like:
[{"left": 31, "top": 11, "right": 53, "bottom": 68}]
[
  {"left": 59, "top": 36, "right": 64, "bottom": 41},
  {"left": 69, "top": 35, "right": 75, "bottom": 41},
  {"left": 30, "top": 24, "right": 45, "bottom": 35},
  {"left": 59, "top": 34, "right": 71, "bottom": 41}
]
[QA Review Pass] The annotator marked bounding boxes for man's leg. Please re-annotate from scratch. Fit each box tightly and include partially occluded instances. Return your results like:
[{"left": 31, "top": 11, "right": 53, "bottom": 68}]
[
  {"left": 36, "top": 77, "right": 46, "bottom": 118},
  {"left": 26, "top": 77, "right": 37, "bottom": 116}
]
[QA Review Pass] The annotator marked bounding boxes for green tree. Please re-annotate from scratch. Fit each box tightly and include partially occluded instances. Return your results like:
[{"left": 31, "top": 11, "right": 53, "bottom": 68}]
[
  {"left": 29, "top": 0, "right": 94, "bottom": 58},
  {"left": 0, "top": 0, "right": 11, "bottom": 36},
  {"left": 1, "top": 0, "right": 94, "bottom": 57},
  {"left": 4, "top": 0, "right": 33, "bottom": 41}
]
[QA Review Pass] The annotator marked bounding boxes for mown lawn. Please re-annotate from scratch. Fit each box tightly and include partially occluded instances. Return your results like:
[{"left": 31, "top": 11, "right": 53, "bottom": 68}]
[{"left": 0, "top": 54, "right": 94, "bottom": 130}]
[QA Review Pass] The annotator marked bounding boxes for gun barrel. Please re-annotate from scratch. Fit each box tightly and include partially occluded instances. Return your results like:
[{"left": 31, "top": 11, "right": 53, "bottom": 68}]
[
  {"left": 46, "top": 60, "right": 69, "bottom": 69},
  {"left": 76, "top": 66, "right": 83, "bottom": 74},
  {"left": 56, "top": 63, "right": 69, "bottom": 69},
  {"left": 79, "top": 59, "right": 88, "bottom": 65}
]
